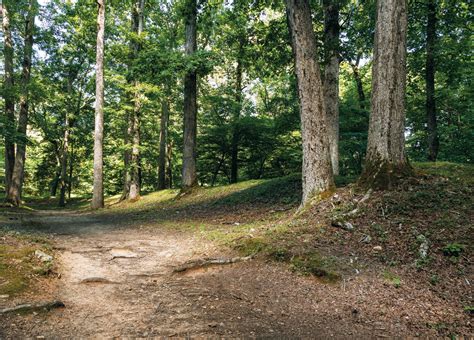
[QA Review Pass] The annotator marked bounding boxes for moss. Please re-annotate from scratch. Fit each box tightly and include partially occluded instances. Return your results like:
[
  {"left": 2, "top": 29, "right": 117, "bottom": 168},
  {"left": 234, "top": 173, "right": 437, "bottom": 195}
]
[
  {"left": 383, "top": 270, "right": 402, "bottom": 288},
  {"left": 234, "top": 237, "right": 269, "bottom": 256},
  {"left": 0, "top": 245, "right": 36, "bottom": 295},
  {"left": 358, "top": 157, "right": 413, "bottom": 190},
  {"left": 290, "top": 253, "right": 341, "bottom": 283}
]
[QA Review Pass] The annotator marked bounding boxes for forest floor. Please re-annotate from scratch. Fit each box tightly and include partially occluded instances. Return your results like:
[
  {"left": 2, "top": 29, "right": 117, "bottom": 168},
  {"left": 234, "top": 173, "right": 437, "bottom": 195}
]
[{"left": 0, "top": 162, "right": 472, "bottom": 338}]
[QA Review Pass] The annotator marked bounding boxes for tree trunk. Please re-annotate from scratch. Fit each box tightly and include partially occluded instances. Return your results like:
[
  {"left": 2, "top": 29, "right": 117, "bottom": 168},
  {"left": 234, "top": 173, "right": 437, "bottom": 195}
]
[
  {"left": 50, "top": 171, "right": 60, "bottom": 197},
  {"left": 323, "top": 0, "right": 340, "bottom": 176},
  {"left": 359, "top": 0, "right": 411, "bottom": 190},
  {"left": 230, "top": 60, "right": 242, "bottom": 184},
  {"left": 426, "top": 0, "right": 438, "bottom": 161},
  {"left": 230, "top": 35, "right": 245, "bottom": 184},
  {"left": 2, "top": 1, "right": 15, "bottom": 195},
  {"left": 182, "top": 0, "right": 198, "bottom": 189},
  {"left": 6, "top": 0, "right": 36, "bottom": 206},
  {"left": 91, "top": 0, "right": 105, "bottom": 209},
  {"left": 68, "top": 142, "right": 74, "bottom": 199},
  {"left": 158, "top": 95, "right": 170, "bottom": 190},
  {"left": 285, "top": 0, "right": 334, "bottom": 206},
  {"left": 121, "top": 0, "right": 144, "bottom": 201},
  {"left": 58, "top": 74, "right": 76, "bottom": 207},
  {"left": 58, "top": 112, "right": 69, "bottom": 207},
  {"left": 211, "top": 153, "right": 225, "bottom": 187},
  {"left": 350, "top": 55, "right": 366, "bottom": 110},
  {"left": 167, "top": 140, "right": 173, "bottom": 188}
]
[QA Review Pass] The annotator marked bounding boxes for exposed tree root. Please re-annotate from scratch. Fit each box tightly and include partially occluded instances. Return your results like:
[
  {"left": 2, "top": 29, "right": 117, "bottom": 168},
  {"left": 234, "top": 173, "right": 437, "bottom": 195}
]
[
  {"left": 173, "top": 255, "right": 254, "bottom": 273},
  {"left": 0, "top": 301, "right": 65, "bottom": 314}
]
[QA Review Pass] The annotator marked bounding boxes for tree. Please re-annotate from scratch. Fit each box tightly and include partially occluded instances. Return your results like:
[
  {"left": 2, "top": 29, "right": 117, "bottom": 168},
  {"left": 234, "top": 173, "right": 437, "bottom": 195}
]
[
  {"left": 1, "top": 0, "right": 16, "bottom": 195},
  {"left": 359, "top": 0, "right": 411, "bottom": 189},
  {"left": 425, "top": 0, "right": 438, "bottom": 161},
  {"left": 323, "top": 0, "right": 341, "bottom": 176},
  {"left": 286, "top": 0, "right": 334, "bottom": 205},
  {"left": 121, "top": 0, "right": 145, "bottom": 201},
  {"left": 182, "top": 0, "right": 198, "bottom": 189},
  {"left": 91, "top": 0, "right": 105, "bottom": 209},
  {"left": 6, "top": 0, "right": 36, "bottom": 206},
  {"left": 158, "top": 90, "right": 170, "bottom": 190}
]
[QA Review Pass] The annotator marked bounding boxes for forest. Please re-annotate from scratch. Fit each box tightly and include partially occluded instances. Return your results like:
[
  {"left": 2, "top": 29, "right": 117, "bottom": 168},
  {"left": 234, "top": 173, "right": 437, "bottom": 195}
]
[{"left": 0, "top": 0, "right": 473, "bottom": 338}]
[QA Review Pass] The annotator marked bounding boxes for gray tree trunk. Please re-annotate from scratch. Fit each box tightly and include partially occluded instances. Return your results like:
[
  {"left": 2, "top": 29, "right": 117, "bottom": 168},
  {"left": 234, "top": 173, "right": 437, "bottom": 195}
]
[
  {"left": 121, "top": 0, "right": 144, "bottom": 201},
  {"left": 350, "top": 55, "right": 366, "bottom": 110},
  {"left": 59, "top": 74, "right": 76, "bottom": 207},
  {"left": 182, "top": 0, "right": 198, "bottom": 189},
  {"left": 59, "top": 111, "right": 70, "bottom": 207},
  {"left": 323, "top": 0, "right": 340, "bottom": 176},
  {"left": 286, "top": 0, "right": 335, "bottom": 206},
  {"left": 91, "top": 0, "right": 106, "bottom": 209},
  {"left": 359, "top": 0, "right": 411, "bottom": 189},
  {"left": 426, "top": 0, "right": 438, "bottom": 161},
  {"left": 6, "top": 0, "right": 35, "bottom": 206},
  {"left": 158, "top": 95, "right": 170, "bottom": 190},
  {"left": 1, "top": 1, "right": 15, "bottom": 195},
  {"left": 230, "top": 43, "right": 243, "bottom": 184}
]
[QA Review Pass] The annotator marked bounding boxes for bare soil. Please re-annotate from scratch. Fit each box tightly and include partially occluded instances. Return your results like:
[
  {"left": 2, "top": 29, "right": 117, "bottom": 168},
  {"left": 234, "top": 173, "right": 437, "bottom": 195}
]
[{"left": 0, "top": 187, "right": 472, "bottom": 338}]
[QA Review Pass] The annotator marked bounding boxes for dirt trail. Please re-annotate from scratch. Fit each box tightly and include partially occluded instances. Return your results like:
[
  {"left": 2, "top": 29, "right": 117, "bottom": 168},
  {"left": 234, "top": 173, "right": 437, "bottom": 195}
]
[{"left": 1, "top": 211, "right": 471, "bottom": 338}]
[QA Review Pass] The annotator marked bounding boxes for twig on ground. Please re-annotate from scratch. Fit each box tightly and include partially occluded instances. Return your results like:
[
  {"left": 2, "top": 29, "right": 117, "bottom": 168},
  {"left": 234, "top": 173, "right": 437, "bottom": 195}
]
[{"left": 173, "top": 255, "right": 255, "bottom": 273}]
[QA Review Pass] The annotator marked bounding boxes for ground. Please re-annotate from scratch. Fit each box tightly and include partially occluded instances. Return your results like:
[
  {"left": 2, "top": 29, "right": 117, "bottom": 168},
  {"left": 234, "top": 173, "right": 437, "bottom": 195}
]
[{"left": 0, "top": 162, "right": 472, "bottom": 338}]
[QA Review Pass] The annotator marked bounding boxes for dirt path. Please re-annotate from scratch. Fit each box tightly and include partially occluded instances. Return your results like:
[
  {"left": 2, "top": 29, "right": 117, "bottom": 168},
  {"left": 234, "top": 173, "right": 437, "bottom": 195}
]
[{"left": 1, "top": 210, "right": 471, "bottom": 338}]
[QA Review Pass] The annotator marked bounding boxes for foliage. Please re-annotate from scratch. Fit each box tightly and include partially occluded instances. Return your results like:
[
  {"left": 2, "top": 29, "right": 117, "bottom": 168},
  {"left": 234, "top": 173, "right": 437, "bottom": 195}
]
[{"left": 0, "top": 0, "right": 472, "bottom": 204}]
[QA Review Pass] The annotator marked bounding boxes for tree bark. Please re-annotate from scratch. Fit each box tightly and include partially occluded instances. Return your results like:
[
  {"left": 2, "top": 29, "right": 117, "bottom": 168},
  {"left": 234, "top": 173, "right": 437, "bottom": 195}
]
[
  {"left": 359, "top": 0, "right": 411, "bottom": 189},
  {"left": 58, "top": 74, "right": 76, "bottom": 207},
  {"left": 121, "top": 0, "right": 144, "bottom": 201},
  {"left": 425, "top": 0, "right": 438, "bottom": 161},
  {"left": 286, "top": 0, "right": 334, "bottom": 206},
  {"left": 182, "top": 0, "right": 198, "bottom": 189},
  {"left": 6, "top": 0, "right": 36, "bottom": 206},
  {"left": 68, "top": 142, "right": 74, "bottom": 199},
  {"left": 158, "top": 95, "right": 170, "bottom": 190},
  {"left": 323, "top": 0, "right": 340, "bottom": 176},
  {"left": 230, "top": 47, "right": 243, "bottom": 184},
  {"left": 350, "top": 55, "right": 366, "bottom": 110},
  {"left": 1, "top": 1, "right": 15, "bottom": 195},
  {"left": 91, "top": 0, "right": 105, "bottom": 209},
  {"left": 58, "top": 112, "right": 70, "bottom": 207},
  {"left": 167, "top": 140, "right": 173, "bottom": 188}
]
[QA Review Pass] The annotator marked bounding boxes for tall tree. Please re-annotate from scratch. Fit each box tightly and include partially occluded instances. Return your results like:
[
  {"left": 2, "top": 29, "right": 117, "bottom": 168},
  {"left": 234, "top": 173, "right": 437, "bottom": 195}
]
[
  {"left": 91, "top": 0, "right": 105, "bottom": 209},
  {"left": 349, "top": 55, "right": 366, "bottom": 110},
  {"left": 1, "top": 0, "right": 15, "bottom": 195},
  {"left": 359, "top": 0, "right": 411, "bottom": 189},
  {"left": 158, "top": 92, "right": 170, "bottom": 190},
  {"left": 323, "top": 0, "right": 341, "bottom": 176},
  {"left": 286, "top": 0, "right": 334, "bottom": 205},
  {"left": 122, "top": 0, "right": 145, "bottom": 201},
  {"left": 425, "top": 0, "right": 438, "bottom": 161},
  {"left": 182, "top": 0, "right": 198, "bottom": 189},
  {"left": 6, "top": 0, "right": 36, "bottom": 206}
]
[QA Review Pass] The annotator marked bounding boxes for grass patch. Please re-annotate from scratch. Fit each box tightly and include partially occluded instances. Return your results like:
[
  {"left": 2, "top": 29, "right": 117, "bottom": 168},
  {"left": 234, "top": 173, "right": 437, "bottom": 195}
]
[
  {"left": 383, "top": 270, "right": 402, "bottom": 288},
  {"left": 415, "top": 162, "right": 474, "bottom": 184},
  {"left": 290, "top": 253, "right": 341, "bottom": 282},
  {"left": 0, "top": 231, "right": 53, "bottom": 296}
]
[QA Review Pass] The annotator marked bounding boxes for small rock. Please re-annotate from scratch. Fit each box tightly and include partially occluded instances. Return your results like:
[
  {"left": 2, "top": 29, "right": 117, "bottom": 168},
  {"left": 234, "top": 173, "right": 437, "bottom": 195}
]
[
  {"left": 331, "top": 221, "right": 354, "bottom": 231},
  {"left": 0, "top": 295, "right": 9, "bottom": 299},
  {"left": 417, "top": 235, "right": 429, "bottom": 259},
  {"left": 35, "top": 250, "right": 53, "bottom": 262},
  {"left": 373, "top": 246, "right": 382, "bottom": 251},
  {"left": 110, "top": 248, "right": 138, "bottom": 259},
  {"left": 208, "top": 322, "right": 218, "bottom": 328}
]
